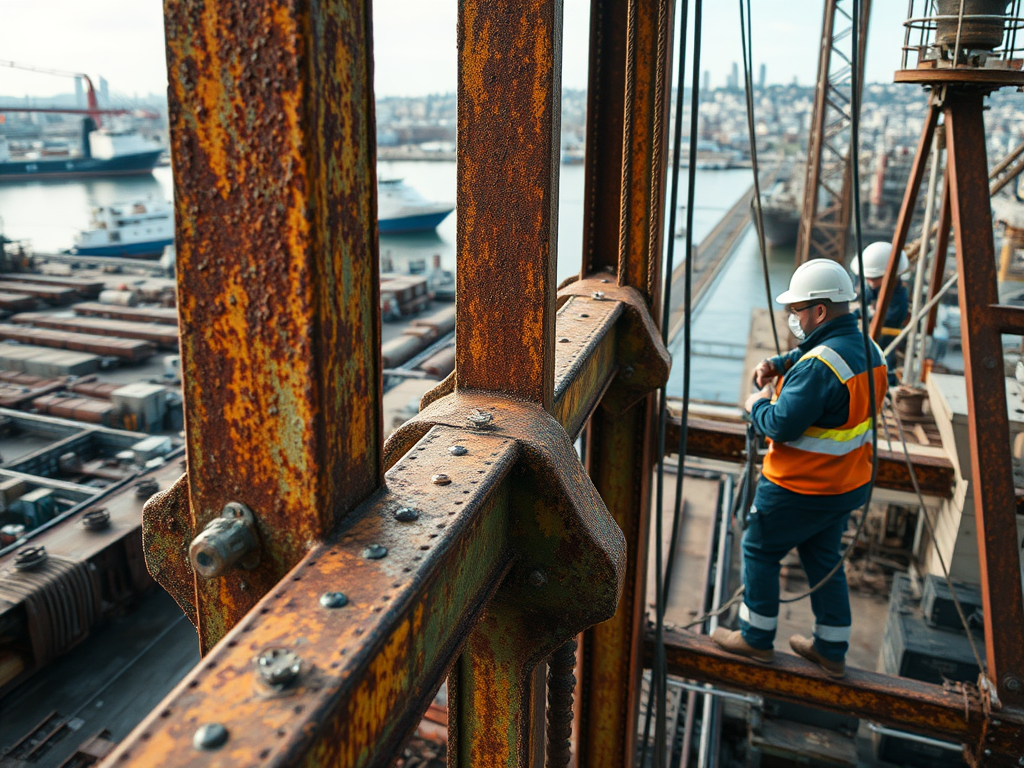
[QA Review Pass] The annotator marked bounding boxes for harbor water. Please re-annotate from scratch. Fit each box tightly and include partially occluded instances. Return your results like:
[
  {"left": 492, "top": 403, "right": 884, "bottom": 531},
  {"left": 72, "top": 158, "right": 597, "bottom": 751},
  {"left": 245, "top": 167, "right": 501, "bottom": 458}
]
[{"left": 0, "top": 162, "right": 798, "bottom": 404}]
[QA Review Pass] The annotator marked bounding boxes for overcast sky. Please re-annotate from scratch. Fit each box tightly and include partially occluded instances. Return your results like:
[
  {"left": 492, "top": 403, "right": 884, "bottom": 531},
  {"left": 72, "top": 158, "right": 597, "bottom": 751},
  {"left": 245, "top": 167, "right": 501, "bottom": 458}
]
[{"left": 0, "top": 1, "right": 911, "bottom": 100}]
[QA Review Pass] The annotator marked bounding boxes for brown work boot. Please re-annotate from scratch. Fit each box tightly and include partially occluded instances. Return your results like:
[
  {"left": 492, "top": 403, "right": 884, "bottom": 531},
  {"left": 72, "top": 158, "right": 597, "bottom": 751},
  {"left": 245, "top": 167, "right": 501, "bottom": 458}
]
[
  {"left": 789, "top": 634, "right": 846, "bottom": 679},
  {"left": 711, "top": 627, "right": 774, "bottom": 664}
]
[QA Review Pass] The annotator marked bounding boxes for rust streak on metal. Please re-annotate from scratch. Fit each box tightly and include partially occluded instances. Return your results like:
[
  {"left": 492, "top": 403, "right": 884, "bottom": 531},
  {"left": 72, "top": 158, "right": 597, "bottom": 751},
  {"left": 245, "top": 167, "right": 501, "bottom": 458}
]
[
  {"left": 455, "top": 0, "right": 563, "bottom": 410},
  {"left": 945, "top": 88, "right": 1024, "bottom": 710},
  {"left": 165, "top": 0, "right": 381, "bottom": 649}
]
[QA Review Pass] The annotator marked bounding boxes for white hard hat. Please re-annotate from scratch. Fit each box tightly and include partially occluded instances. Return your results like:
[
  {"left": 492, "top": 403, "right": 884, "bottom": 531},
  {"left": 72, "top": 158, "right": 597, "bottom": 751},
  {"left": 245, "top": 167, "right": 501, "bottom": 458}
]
[
  {"left": 775, "top": 258, "right": 858, "bottom": 305},
  {"left": 852, "top": 241, "right": 909, "bottom": 279}
]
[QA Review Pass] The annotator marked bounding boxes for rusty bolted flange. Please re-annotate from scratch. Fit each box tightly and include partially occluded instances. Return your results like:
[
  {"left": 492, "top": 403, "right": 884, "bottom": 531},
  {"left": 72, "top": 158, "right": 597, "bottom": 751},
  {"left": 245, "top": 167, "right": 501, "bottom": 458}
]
[
  {"left": 384, "top": 390, "right": 626, "bottom": 654},
  {"left": 558, "top": 275, "right": 670, "bottom": 415}
]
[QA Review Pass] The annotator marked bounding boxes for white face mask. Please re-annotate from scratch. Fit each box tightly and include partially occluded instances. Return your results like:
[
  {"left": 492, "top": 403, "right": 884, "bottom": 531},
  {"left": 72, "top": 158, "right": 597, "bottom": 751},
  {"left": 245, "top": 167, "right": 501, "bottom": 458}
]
[{"left": 788, "top": 312, "right": 806, "bottom": 341}]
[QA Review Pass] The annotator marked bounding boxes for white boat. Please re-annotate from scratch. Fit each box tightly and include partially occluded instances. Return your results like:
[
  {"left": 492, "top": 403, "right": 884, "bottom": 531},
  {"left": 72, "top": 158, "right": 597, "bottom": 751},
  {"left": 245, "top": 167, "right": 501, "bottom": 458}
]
[
  {"left": 72, "top": 198, "right": 174, "bottom": 259},
  {"left": 378, "top": 179, "right": 454, "bottom": 234}
]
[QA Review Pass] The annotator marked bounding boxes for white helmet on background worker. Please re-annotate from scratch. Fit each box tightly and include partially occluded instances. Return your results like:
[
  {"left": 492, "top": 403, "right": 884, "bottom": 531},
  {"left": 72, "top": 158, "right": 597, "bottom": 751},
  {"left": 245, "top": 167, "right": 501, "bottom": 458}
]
[
  {"left": 775, "top": 258, "right": 858, "bottom": 305},
  {"left": 851, "top": 241, "right": 909, "bottom": 279}
]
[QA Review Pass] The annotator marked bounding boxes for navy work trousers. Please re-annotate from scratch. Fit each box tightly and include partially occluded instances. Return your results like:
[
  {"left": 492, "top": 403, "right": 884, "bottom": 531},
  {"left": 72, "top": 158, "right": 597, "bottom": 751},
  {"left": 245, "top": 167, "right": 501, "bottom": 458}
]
[{"left": 738, "top": 503, "right": 853, "bottom": 662}]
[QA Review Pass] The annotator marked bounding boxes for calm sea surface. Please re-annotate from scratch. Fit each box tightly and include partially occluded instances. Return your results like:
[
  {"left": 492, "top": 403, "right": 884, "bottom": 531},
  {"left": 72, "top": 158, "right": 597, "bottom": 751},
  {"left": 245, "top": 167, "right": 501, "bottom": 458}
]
[{"left": 0, "top": 161, "right": 797, "bottom": 404}]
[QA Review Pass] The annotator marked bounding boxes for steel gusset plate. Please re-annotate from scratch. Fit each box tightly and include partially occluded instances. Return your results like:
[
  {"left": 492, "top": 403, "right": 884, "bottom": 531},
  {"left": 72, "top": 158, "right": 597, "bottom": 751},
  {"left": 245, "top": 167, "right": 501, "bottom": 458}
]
[
  {"left": 109, "top": 423, "right": 623, "bottom": 767},
  {"left": 557, "top": 276, "right": 670, "bottom": 419},
  {"left": 142, "top": 473, "right": 197, "bottom": 627}
]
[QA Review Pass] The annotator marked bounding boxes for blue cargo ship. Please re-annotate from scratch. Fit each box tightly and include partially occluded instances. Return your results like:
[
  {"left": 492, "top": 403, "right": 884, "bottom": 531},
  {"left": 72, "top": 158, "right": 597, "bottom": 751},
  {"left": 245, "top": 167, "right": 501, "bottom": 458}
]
[
  {"left": 0, "top": 118, "right": 162, "bottom": 182},
  {"left": 378, "top": 178, "right": 454, "bottom": 234}
]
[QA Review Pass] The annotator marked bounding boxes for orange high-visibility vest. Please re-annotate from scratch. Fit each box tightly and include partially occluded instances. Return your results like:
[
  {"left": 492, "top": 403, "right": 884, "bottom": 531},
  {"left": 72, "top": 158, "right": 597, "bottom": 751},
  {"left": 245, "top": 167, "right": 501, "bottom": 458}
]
[{"left": 762, "top": 343, "right": 888, "bottom": 496}]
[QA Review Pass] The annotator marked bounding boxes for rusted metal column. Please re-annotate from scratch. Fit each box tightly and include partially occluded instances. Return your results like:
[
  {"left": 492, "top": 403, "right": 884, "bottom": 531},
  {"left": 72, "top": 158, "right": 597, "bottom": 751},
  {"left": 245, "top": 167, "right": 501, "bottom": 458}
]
[
  {"left": 455, "top": 0, "right": 562, "bottom": 411},
  {"left": 944, "top": 89, "right": 1024, "bottom": 711},
  {"left": 160, "top": 0, "right": 380, "bottom": 650},
  {"left": 870, "top": 102, "right": 939, "bottom": 341},
  {"left": 450, "top": 0, "right": 564, "bottom": 763},
  {"left": 576, "top": 0, "right": 674, "bottom": 765},
  {"left": 580, "top": 0, "right": 627, "bottom": 277}
]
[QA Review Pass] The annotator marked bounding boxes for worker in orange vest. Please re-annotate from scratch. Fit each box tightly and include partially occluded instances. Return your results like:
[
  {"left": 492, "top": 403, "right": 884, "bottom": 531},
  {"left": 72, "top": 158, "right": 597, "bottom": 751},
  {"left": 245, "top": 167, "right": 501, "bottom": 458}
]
[{"left": 712, "top": 259, "right": 887, "bottom": 678}]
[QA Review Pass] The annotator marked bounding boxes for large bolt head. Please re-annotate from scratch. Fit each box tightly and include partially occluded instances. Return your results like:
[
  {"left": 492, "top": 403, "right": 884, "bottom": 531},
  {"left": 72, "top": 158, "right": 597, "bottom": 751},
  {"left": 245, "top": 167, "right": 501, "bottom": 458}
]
[
  {"left": 256, "top": 648, "right": 301, "bottom": 688},
  {"left": 193, "top": 723, "right": 228, "bottom": 750}
]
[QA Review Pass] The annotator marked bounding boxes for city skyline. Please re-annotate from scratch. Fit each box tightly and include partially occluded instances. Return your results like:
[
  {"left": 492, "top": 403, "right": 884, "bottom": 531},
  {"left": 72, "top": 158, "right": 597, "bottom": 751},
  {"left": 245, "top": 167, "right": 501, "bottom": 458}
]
[{"left": 0, "top": 1, "right": 914, "bottom": 101}]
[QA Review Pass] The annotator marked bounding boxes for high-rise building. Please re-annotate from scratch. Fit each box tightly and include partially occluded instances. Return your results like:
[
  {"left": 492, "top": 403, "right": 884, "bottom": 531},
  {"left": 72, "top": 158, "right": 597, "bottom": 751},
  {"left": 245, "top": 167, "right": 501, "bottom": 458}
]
[
  {"left": 758, "top": 63, "right": 766, "bottom": 90},
  {"left": 703, "top": 70, "right": 710, "bottom": 93},
  {"left": 729, "top": 62, "right": 739, "bottom": 90},
  {"left": 99, "top": 77, "right": 109, "bottom": 107},
  {"left": 74, "top": 77, "right": 85, "bottom": 108}
]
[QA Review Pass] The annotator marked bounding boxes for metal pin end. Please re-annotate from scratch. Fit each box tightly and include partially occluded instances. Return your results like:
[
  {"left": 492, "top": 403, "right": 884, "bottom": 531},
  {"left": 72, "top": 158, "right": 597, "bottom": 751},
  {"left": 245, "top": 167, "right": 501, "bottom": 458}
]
[
  {"left": 363, "top": 544, "right": 388, "bottom": 559},
  {"left": 189, "top": 502, "right": 260, "bottom": 579},
  {"left": 394, "top": 507, "right": 420, "bottom": 522},
  {"left": 528, "top": 569, "right": 547, "bottom": 588},
  {"left": 82, "top": 507, "right": 111, "bottom": 531},
  {"left": 600, "top": 278, "right": 610, "bottom": 283},
  {"left": 431, "top": 473, "right": 452, "bottom": 486},
  {"left": 592, "top": 291, "right": 605, "bottom": 300},
  {"left": 467, "top": 409, "right": 493, "bottom": 429},
  {"left": 193, "top": 723, "right": 229, "bottom": 750},
  {"left": 13, "top": 545, "right": 48, "bottom": 571},
  {"left": 256, "top": 648, "right": 301, "bottom": 688},
  {"left": 319, "top": 591, "right": 348, "bottom": 608},
  {"left": 448, "top": 445, "right": 468, "bottom": 456}
]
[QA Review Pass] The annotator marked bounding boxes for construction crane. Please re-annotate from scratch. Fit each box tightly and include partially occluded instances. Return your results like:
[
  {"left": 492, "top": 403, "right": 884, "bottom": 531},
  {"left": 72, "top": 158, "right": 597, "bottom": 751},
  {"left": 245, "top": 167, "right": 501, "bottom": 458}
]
[
  {"left": 0, "top": 60, "right": 157, "bottom": 126},
  {"left": 795, "top": 0, "right": 872, "bottom": 265}
]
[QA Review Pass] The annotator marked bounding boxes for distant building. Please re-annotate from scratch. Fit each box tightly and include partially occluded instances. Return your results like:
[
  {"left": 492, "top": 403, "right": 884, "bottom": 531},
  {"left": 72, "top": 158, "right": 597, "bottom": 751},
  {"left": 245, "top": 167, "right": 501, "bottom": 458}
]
[
  {"left": 759, "top": 63, "right": 766, "bottom": 90},
  {"left": 728, "top": 62, "right": 739, "bottom": 90},
  {"left": 703, "top": 70, "right": 711, "bottom": 94},
  {"left": 99, "top": 77, "right": 109, "bottom": 108},
  {"left": 74, "top": 77, "right": 85, "bottom": 109}
]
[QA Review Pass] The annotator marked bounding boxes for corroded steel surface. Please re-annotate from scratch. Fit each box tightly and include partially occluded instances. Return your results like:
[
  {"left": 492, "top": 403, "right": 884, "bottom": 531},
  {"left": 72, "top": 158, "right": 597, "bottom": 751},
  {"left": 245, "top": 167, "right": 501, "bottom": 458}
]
[
  {"left": 164, "top": 0, "right": 381, "bottom": 649},
  {"left": 546, "top": 640, "right": 577, "bottom": 767},
  {"left": 925, "top": 166, "right": 952, "bottom": 338},
  {"left": 110, "top": 428, "right": 518, "bottom": 767},
  {"left": 142, "top": 472, "right": 196, "bottom": 626},
  {"left": 652, "top": 630, "right": 990, "bottom": 743},
  {"left": 871, "top": 102, "right": 939, "bottom": 341},
  {"left": 455, "top": 0, "right": 563, "bottom": 410},
  {"left": 945, "top": 89, "right": 1024, "bottom": 711},
  {"left": 580, "top": 0, "right": 626, "bottom": 278},
  {"left": 666, "top": 413, "right": 955, "bottom": 497}
]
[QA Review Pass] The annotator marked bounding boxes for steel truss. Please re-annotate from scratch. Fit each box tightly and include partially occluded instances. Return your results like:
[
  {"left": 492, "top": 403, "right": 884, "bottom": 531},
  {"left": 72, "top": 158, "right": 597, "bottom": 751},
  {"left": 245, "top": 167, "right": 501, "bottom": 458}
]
[{"left": 105, "top": 1, "right": 1024, "bottom": 766}]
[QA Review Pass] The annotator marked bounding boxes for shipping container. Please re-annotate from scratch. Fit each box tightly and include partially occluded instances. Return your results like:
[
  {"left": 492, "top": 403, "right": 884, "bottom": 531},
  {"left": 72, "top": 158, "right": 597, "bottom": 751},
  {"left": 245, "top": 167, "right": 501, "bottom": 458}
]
[
  {"left": 381, "top": 334, "right": 429, "bottom": 369},
  {"left": 0, "top": 283, "right": 77, "bottom": 305},
  {"left": 0, "top": 273, "right": 105, "bottom": 297},
  {"left": 10, "top": 315, "right": 179, "bottom": 349},
  {"left": 72, "top": 303, "right": 179, "bottom": 325},
  {"left": 0, "top": 324, "right": 155, "bottom": 362}
]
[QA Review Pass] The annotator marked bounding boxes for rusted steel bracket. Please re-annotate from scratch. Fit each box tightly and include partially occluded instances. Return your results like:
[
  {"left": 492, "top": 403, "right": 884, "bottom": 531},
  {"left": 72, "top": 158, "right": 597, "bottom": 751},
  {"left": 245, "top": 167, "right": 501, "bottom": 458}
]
[
  {"left": 112, "top": 418, "right": 623, "bottom": 766},
  {"left": 558, "top": 276, "right": 670, "bottom": 419},
  {"left": 141, "top": 473, "right": 196, "bottom": 627}
]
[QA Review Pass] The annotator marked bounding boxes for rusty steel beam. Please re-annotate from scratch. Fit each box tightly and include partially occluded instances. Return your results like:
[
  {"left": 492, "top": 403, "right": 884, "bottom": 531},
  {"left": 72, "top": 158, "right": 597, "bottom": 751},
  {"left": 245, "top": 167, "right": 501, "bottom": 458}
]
[
  {"left": 580, "top": 0, "right": 627, "bottom": 277},
  {"left": 648, "top": 631, "right": 1001, "bottom": 745},
  {"left": 572, "top": 1, "right": 674, "bottom": 765},
  {"left": 665, "top": 413, "right": 955, "bottom": 498},
  {"left": 945, "top": 89, "right": 1024, "bottom": 711},
  {"left": 871, "top": 102, "right": 940, "bottom": 341},
  {"left": 455, "top": 0, "right": 562, "bottom": 411},
  {"left": 111, "top": 429, "right": 518, "bottom": 767},
  {"left": 156, "top": 0, "right": 382, "bottom": 651}
]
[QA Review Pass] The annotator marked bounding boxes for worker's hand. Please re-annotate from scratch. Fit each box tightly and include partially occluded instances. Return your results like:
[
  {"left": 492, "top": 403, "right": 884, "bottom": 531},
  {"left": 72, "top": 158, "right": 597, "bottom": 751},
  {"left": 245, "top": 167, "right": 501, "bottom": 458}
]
[
  {"left": 744, "top": 385, "right": 772, "bottom": 414},
  {"left": 752, "top": 359, "right": 777, "bottom": 389}
]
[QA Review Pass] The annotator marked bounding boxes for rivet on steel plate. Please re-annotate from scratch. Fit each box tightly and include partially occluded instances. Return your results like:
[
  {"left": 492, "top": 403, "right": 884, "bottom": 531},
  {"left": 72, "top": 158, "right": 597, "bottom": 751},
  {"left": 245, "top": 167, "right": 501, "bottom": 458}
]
[
  {"left": 135, "top": 478, "right": 160, "bottom": 500},
  {"left": 363, "top": 544, "right": 388, "bottom": 559},
  {"left": 394, "top": 507, "right": 421, "bottom": 522},
  {"left": 592, "top": 291, "right": 605, "bottom": 300},
  {"left": 600, "top": 278, "right": 609, "bottom": 283},
  {"left": 189, "top": 502, "right": 261, "bottom": 579},
  {"left": 432, "top": 473, "right": 452, "bottom": 486},
  {"left": 985, "top": 750, "right": 993, "bottom": 757},
  {"left": 579, "top": 313, "right": 590, "bottom": 318},
  {"left": 13, "top": 545, "right": 48, "bottom": 571},
  {"left": 984, "top": 356, "right": 998, "bottom": 369},
  {"left": 621, "top": 366, "right": 635, "bottom": 379},
  {"left": 467, "top": 409, "right": 493, "bottom": 429},
  {"left": 528, "top": 569, "right": 547, "bottom": 588},
  {"left": 256, "top": 648, "right": 302, "bottom": 688},
  {"left": 448, "top": 445, "right": 468, "bottom": 456},
  {"left": 193, "top": 723, "right": 229, "bottom": 751},
  {"left": 82, "top": 507, "right": 111, "bottom": 531},
  {"left": 558, "top": 337, "right": 570, "bottom": 343},
  {"left": 1005, "top": 675, "right": 1022, "bottom": 692},
  {"left": 319, "top": 591, "right": 348, "bottom": 608}
]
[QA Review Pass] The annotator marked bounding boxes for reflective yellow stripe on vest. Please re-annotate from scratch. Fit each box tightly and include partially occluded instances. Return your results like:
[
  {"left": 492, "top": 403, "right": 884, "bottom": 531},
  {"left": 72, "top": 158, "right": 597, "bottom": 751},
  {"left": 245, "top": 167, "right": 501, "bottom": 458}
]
[{"left": 800, "top": 344, "right": 855, "bottom": 382}]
